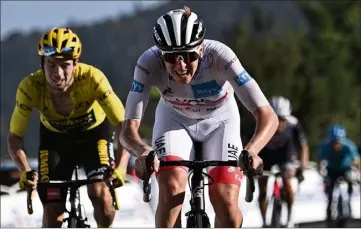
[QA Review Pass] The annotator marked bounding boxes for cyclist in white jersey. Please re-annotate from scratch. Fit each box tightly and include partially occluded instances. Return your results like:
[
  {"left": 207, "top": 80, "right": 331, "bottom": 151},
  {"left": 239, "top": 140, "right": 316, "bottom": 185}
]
[{"left": 120, "top": 7, "right": 279, "bottom": 227}]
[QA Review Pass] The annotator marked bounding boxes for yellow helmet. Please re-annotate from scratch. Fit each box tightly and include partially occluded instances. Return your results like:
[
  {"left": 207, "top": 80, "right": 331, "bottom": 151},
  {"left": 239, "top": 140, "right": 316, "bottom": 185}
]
[{"left": 38, "top": 27, "right": 82, "bottom": 59}]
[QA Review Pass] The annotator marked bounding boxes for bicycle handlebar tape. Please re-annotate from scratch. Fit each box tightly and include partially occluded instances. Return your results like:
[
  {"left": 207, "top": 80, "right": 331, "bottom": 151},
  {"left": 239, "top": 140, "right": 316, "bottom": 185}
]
[
  {"left": 245, "top": 176, "right": 255, "bottom": 202},
  {"left": 27, "top": 189, "right": 34, "bottom": 215},
  {"left": 108, "top": 181, "right": 120, "bottom": 210},
  {"left": 143, "top": 178, "right": 152, "bottom": 202},
  {"left": 239, "top": 150, "right": 256, "bottom": 203},
  {"left": 143, "top": 151, "right": 156, "bottom": 202},
  {"left": 26, "top": 170, "right": 36, "bottom": 215}
]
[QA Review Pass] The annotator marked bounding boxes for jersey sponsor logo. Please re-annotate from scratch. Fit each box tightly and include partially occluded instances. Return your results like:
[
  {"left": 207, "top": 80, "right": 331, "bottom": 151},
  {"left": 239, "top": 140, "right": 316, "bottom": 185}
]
[
  {"left": 171, "top": 106, "right": 201, "bottom": 113},
  {"left": 135, "top": 63, "right": 150, "bottom": 75},
  {"left": 87, "top": 166, "right": 108, "bottom": 178},
  {"left": 227, "top": 143, "right": 239, "bottom": 160},
  {"left": 202, "top": 52, "right": 213, "bottom": 68},
  {"left": 47, "top": 188, "right": 61, "bottom": 200},
  {"left": 166, "top": 92, "right": 228, "bottom": 107},
  {"left": 234, "top": 70, "right": 253, "bottom": 86},
  {"left": 98, "top": 88, "right": 113, "bottom": 102},
  {"left": 191, "top": 80, "right": 222, "bottom": 98},
  {"left": 16, "top": 100, "right": 31, "bottom": 111},
  {"left": 154, "top": 135, "right": 166, "bottom": 156},
  {"left": 48, "top": 109, "right": 97, "bottom": 132},
  {"left": 18, "top": 88, "right": 32, "bottom": 101},
  {"left": 97, "top": 139, "right": 110, "bottom": 166},
  {"left": 39, "top": 150, "right": 50, "bottom": 182},
  {"left": 162, "top": 87, "right": 173, "bottom": 96},
  {"left": 224, "top": 56, "right": 238, "bottom": 71},
  {"left": 74, "top": 100, "right": 93, "bottom": 110},
  {"left": 35, "top": 80, "right": 45, "bottom": 89},
  {"left": 131, "top": 80, "right": 144, "bottom": 93},
  {"left": 75, "top": 74, "right": 86, "bottom": 83}
]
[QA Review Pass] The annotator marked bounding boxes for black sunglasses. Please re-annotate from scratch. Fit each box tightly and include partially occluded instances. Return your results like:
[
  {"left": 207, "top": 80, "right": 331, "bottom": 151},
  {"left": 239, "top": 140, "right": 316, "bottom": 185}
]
[{"left": 162, "top": 52, "right": 200, "bottom": 64}]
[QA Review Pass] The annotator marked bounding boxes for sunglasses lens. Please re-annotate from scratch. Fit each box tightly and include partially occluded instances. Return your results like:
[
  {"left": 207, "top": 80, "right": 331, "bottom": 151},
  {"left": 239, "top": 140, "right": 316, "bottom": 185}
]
[{"left": 163, "top": 52, "right": 200, "bottom": 64}]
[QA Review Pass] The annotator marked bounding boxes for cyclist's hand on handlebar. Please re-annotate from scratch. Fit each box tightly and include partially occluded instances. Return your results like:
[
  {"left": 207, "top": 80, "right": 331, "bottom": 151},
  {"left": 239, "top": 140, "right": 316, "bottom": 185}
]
[
  {"left": 19, "top": 170, "right": 38, "bottom": 191},
  {"left": 240, "top": 150, "right": 263, "bottom": 176},
  {"left": 110, "top": 167, "right": 126, "bottom": 188},
  {"left": 249, "top": 152, "right": 263, "bottom": 176},
  {"left": 296, "top": 167, "right": 304, "bottom": 183},
  {"left": 135, "top": 151, "right": 159, "bottom": 180}
]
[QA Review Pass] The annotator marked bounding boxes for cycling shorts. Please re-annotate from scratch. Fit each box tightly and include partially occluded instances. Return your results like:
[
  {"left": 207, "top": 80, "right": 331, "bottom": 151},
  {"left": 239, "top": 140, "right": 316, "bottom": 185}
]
[
  {"left": 259, "top": 143, "right": 296, "bottom": 172},
  {"left": 37, "top": 119, "right": 115, "bottom": 204},
  {"left": 152, "top": 97, "right": 243, "bottom": 186}
]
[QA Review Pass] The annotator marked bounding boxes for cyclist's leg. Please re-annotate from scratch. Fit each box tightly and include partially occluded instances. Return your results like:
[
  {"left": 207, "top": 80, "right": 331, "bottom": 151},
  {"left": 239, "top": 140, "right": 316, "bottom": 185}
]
[
  {"left": 152, "top": 101, "right": 193, "bottom": 227},
  {"left": 280, "top": 162, "right": 296, "bottom": 225},
  {"left": 203, "top": 105, "right": 243, "bottom": 227},
  {"left": 344, "top": 169, "right": 354, "bottom": 218},
  {"left": 258, "top": 148, "right": 275, "bottom": 226},
  {"left": 344, "top": 169, "right": 354, "bottom": 197},
  {"left": 37, "top": 123, "right": 75, "bottom": 227},
  {"left": 82, "top": 119, "right": 117, "bottom": 228},
  {"left": 325, "top": 168, "right": 337, "bottom": 221}
]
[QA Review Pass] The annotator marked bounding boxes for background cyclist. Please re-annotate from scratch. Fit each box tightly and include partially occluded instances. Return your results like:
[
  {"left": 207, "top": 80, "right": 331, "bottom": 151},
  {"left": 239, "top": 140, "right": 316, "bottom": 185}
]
[
  {"left": 318, "top": 124, "right": 360, "bottom": 224},
  {"left": 258, "top": 96, "right": 309, "bottom": 228}
]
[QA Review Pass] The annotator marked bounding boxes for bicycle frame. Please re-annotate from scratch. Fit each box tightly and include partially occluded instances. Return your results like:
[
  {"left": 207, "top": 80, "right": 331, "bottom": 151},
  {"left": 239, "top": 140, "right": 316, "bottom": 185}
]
[
  {"left": 186, "top": 142, "right": 210, "bottom": 228},
  {"left": 65, "top": 166, "right": 89, "bottom": 228},
  {"left": 262, "top": 170, "right": 285, "bottom": 228},
  {"left": 27, "top": 166, "right": 119, "bottom": 228}
]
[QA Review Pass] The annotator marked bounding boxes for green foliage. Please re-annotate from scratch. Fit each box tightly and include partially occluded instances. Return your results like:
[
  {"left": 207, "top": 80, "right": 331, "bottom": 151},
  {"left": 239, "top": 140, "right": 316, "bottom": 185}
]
[{"left": 232, "top": 2, "right": 361, "bottom": 159}]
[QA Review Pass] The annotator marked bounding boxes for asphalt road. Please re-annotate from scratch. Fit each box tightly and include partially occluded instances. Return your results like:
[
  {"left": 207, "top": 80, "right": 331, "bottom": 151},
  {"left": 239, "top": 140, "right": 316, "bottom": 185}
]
[{"left": 298, "top": 218, "right": 361, "bottom": 228}]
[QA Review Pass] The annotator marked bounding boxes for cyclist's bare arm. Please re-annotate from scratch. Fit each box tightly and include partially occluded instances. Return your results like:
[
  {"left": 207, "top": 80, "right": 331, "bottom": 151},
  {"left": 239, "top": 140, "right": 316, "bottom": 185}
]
[
  {"left": 349, "top": 142, "right": 361, "bottom": 170},
  {"left": 245, "top": 106, "right": 278, "bottom": 155},
  {"left": 8, "top": 133, "right": 31, "bottom": 172},
  {"left": 293, "top": 122, "right": 309, "bottom": 168},
  {"left": 120, "top": 51, "right": 157, "bottom": 157},
  {"left": 215, "top": 42, "right": 278, "bottom": 155},
  {"left": 114, "top": 122, "right": 131, "bottom": 169},
  {"left": 300, "top": 143, "right": 309, "bottom": 168},
  {"left": 120, "top": 119, "right": 153, "bottom": 157}
]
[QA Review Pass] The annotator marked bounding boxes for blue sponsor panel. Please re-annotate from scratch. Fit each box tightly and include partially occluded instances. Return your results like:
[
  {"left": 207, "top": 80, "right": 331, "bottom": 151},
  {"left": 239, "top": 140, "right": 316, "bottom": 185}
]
[
  {"left": 234, "top": 70, "right": 253, "bottom": 86},
  {"left": 131, "top": 80, "right": 144, "bottom": 93},
  {"left": 191, "top": 80, "right": 222, "bottom": 98}
]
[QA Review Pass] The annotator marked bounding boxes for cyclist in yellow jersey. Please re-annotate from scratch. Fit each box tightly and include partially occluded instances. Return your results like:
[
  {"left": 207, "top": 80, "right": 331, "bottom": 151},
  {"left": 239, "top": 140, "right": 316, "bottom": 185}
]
[{"left": 7, "top": 27, "right": 130, "bottom": 228}]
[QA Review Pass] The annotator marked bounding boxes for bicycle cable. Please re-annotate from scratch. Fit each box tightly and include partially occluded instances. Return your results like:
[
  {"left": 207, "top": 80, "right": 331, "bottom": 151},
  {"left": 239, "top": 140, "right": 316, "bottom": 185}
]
[{"left": 187, "top": 170, "right": 215, "bottom": 193}]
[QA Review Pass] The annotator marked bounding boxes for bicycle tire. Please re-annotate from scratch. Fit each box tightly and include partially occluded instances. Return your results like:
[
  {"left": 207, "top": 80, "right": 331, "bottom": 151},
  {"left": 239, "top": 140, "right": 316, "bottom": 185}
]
[
  {"left": 270, "top": 197, "right": 282, "bottom": 228},
  {"left": 337, "top": 194, "right": 343, "bottom": 218}
]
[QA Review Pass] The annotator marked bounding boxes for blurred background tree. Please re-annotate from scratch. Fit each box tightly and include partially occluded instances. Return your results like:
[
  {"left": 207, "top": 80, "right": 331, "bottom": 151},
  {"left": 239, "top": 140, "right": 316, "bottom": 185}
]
[{"left": 230, "top": 1, "right": 360, "bottom": 160}]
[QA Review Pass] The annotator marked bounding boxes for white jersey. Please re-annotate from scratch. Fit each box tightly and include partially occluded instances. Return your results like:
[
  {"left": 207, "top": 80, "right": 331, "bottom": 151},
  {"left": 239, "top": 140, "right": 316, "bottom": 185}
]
[{"left": 125, "top": 39, "right": 269, "bottom": 120}]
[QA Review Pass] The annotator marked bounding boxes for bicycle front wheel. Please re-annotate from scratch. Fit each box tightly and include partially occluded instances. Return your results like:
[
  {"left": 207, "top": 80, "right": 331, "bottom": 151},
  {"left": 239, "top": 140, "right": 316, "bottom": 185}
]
[{"left": 270, "top": 198, "right": 282, "bottom": 228}]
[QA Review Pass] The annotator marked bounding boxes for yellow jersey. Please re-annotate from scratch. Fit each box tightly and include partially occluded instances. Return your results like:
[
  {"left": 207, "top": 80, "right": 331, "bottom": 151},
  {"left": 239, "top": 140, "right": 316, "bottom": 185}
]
[{"left": 10, "top": 63, "right": 125, "bottom": 136}]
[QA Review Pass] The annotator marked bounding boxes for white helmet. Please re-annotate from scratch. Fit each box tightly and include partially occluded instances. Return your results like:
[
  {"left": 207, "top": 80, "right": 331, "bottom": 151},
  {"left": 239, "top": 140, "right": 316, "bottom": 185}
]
[
  {"left": 269, "top": 96, "right": 292, "bottom": 118},
  {"left": 152, "top": 6, "right": 206, "bottom": 52}
]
